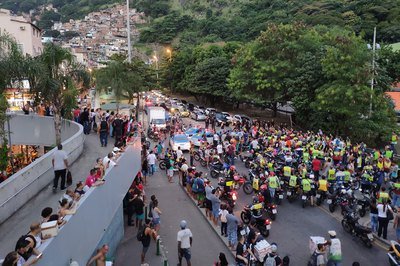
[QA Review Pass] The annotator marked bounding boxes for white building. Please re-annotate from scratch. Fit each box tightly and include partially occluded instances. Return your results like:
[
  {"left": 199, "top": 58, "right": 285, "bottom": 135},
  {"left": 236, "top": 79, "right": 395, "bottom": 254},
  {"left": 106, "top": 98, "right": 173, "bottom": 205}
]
[{"left": 0, "top": 9, "right": 43, "bottom": 56}]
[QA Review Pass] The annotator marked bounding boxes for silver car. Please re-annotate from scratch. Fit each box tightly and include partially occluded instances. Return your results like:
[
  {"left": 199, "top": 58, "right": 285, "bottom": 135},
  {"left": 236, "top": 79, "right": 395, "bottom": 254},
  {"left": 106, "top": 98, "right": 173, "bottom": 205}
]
[{"left": 191, "top": 111, "right": 206, "bottom": 121}]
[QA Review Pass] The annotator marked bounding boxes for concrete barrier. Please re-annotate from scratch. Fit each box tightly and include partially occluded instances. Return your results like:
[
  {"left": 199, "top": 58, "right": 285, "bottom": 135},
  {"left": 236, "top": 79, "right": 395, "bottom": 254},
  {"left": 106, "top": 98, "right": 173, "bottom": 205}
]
[
  {"left": 0, "top": 115, "right": 84, "bottom": 224},
  {"left": 36, "top": 139, "right": 142, "bottom": 266}
]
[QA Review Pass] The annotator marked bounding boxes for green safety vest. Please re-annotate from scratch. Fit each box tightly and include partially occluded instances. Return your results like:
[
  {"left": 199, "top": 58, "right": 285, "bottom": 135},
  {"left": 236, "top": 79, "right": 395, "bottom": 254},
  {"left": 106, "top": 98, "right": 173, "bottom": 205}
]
[
  {"left": 302, "top": 179, "right": 311, "bottom": 192},
  {"left": 362, "top": 173, "right": 373, "bottom": 182},
  {"left": 268, "top": 162, "right": 274, "bottom": 171},
  {"left": 269, "top": 176, "right": 278, "bottom": 189},
  {"left": 394, "top": 182, "right": 400, "bottom": 189},
  {"left": 343, "top": 171, "right": 351, "bottom": 182},
  {"left": 303, "top": 152, "right": 310, "bottom": 162},
  {"left": 385, "top": 150, "right": 393, "bottom": 159},
  {"left": 302, "top": 168, "right": 307, "bottom": 178},
  {"left": 357, "top": 157, "right": 362, "bottom": 168},
  {"left": 289, "top": 175, "right": 298, "bottom": 187},
  {"left": 374, "top": 151, "right": 380, "bottom": 160},
  {"left": 378, "top": 192, "right": 389, "bottom": 203},
  {"left": 328, "top": 169, "right": 336, "bottom": 180}
]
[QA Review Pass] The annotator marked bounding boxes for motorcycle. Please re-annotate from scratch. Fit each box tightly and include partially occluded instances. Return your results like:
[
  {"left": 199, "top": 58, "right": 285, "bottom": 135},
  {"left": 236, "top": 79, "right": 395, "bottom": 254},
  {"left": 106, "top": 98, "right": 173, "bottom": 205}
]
[
  {"left": 316, "top": 190, "right": 327, "bottom": 206},
  {"left": 240, "top": 205, "right": 271, "bottom": 237},
  {"left": 274, "top": 187, "right": 284, "bottom": 205},
  {"left": 209, "top": 162, "right": 227, "bottom": 179},
  {"left": 301, "top": 192, "right": 310, "bottom": 208},
  {"left": 388, "top": 240, "right": 400, "bottom": 266},
  {"left": 219, "top": 189, "right": 238, "bottom": 208},
  {"left": 193, "top": 150, "right": 203, "bottom": 161},
  {"left": 353, "top": 189, "right": 371, "bottom": 218},
  {"left": 328, "top": 191, "right": 353, "bottom": 215},
  {"left": 341, "top": 211, "right": 373, "bottom": 248},
  {"left": 286, "top": 186, "right": 300, "bottom": 203}
]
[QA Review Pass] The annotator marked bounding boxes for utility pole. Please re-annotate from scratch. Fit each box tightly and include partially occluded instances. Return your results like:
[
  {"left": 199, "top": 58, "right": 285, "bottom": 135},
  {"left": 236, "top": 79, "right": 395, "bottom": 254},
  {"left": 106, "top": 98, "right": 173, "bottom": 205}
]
[
  {"left": 126, "top": 0, "right": 132, "bottom": 63},
  {"left": 369, "top": 27, "right": 376, "bottom": 117}
]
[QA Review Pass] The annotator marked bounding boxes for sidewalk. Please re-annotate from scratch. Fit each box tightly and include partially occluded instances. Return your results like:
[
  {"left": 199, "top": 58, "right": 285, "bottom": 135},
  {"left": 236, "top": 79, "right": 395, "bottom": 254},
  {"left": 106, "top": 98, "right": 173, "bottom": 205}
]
[
  {"left": 361, "top": 216, "right": 396, "bottom": 247},
  {"left": 0, "top": 132, "right": 110, "bottom": 257}
]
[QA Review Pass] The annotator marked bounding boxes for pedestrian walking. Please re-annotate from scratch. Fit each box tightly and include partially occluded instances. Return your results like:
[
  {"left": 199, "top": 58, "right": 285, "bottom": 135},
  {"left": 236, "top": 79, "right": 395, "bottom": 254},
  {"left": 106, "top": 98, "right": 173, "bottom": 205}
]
[
  {"left": 52, "top": 144, "right": 69, "bottom": 191},
  {"left": 142, "top": 159, "right": 148, "bottom": 185},
  {"left": 140, "top": 219, "right": 157, "bottom": 266},
  {"left": 369, "top": 198, "right": 378, "bottom": 233},
  {"left": 177, "top": 220, "right": 193, "bottom": 266},
  {"left": 86, "top": 244, "right": 109, "bottom": 266},
  {"left": 147, "top": 151, "right": 157, "bottom": 176},
  {"left": 327, "top": 230, "right": 342, "bottom": 266},
  {"left": 377, "top": 201, "right": 393, "bottom": 239},
  {"left": 226, "top": 207, "right": 239, "bottom": 250},
  {"left": 151, "top": 199, "right": 162, "bottom": 232},
  {"left": 98, "top": 116, "right": 109, "bottom": 147},
  {"left": 219, "top": 204, "right": 228, "bottom": 237}
]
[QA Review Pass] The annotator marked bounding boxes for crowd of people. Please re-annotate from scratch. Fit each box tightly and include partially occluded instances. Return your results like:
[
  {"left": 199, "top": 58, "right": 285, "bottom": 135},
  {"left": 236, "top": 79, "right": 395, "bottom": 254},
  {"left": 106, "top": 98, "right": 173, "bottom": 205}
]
[{"left": 143, "top": 102, "right": 400, "bottom": 265}]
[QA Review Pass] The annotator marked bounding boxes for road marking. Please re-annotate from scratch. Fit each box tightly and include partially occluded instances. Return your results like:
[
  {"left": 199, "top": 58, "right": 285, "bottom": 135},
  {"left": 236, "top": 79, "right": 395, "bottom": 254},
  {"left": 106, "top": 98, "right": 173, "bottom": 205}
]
[{"left": 317, "top": 205, "right": 388, "bottom": 251}]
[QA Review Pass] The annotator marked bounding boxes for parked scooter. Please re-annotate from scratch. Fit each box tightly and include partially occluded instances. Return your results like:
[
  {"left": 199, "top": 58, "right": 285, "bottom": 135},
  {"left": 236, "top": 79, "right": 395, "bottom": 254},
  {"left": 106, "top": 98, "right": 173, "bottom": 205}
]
[{"left": 341, "top": 210, "right": 374, "bottom": 248}]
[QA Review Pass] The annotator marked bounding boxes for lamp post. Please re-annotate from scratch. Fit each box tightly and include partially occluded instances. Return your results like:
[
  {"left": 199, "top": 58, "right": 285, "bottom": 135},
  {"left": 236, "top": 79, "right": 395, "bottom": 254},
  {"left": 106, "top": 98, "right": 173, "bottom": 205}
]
[
  {"left": 153, "top": 54, "right": 159, "bottom": 81},
  {"left": 126, "top": 0, "right": 132, "bottom": 63},
  {"left": 369, "top": 27, "right": 379, "bottom": 118}
]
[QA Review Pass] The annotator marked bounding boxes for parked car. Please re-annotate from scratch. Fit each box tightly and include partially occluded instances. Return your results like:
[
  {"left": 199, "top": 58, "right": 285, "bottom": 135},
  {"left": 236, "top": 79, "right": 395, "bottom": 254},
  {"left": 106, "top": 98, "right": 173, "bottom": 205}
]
[
  {"left": 215, "top": 112, "right": 229, "bottom": 126},
  {"left": 187, "top": 103, "right": 195, "bottom": 111},
  {"left": 205, "top": 108, "right": 217, "bottom": 116},
  {"left": 194, "top": 105, "right": 206, "bottom": 112},
  {"left": 191, "top": 111, "right": 206, "bottom": 121},
  {"left": 233, "top": 114, "right": 252, "bottom": 124},
  {"left": 170, "top": 134, "right": 191, "bottom": 151},
  {"left": 190, "top": 131, "right": 214, "bottom": 146},
  {"left": 177, "top": 106, "right": 190, "bottom": 117}
]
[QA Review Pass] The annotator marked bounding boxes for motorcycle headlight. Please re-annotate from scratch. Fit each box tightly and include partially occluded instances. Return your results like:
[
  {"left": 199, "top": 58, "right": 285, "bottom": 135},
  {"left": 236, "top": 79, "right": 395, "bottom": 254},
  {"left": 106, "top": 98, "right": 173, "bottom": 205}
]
[{"left": 232, "top": 194, "right": 237, "bottom": 201}]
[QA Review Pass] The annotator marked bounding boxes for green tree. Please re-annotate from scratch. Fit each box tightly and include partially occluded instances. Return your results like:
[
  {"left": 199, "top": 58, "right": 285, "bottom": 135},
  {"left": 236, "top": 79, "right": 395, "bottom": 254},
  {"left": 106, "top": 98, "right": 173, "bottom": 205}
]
[{"left": 28, "top": 44, "right": 89, "bottom": 145}]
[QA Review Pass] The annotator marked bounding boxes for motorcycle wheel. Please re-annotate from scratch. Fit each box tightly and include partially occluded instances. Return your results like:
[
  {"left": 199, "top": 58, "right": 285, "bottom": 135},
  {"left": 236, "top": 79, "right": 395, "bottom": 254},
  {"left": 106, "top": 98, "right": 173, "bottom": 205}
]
[
  {"left": 200, "top": 159, "right": 207, "bottom": 167},
  {"left": 359, "top": 208, "right": 366, "bottom": 218},
  {"left": 288, "top": 195, "right": 295, "bottom": 203},
  {"left": 241, "top": 212, "right": 250, "bottom": 224},
  {"left": 352, "top": 180, "right": 361, "bottom": 190},
  {"left": 302, "top": 200, "right": 306, "bottom": 208},
  {"left": 276, "top": 197, "right": 282, "bottom": 205},
  {"left": 270, "top": 213, "right": 276, "bottom": 221},
  {"left": 364, "top": 239, "right": 373, "bottom": 248},
  {"left": 194, "top": 153, "right": 200, "bottom": 161},
  {"left": 245, "top": 161, "right": 250, "bottom": 168},
  {"left": 145, "top": 141, "right": 151, "bottom": 148},
  {"left": 316, "top": 197, "right": 322, "bottom": 206},
  {"left": 243, "top": 182, "right": 253, "bottom": 195},
  {"left": 159, "top": 161, "right": 166, "bottom": 170},
  {"left": 260, "top": 227, "right": 269, "bottom": 237},
  {"left": 341, "top": 220, "right": 352, "bottom": 233},
  {"left": 329, "top": 204, "right": 335, "bottom": 213},
  {"left": 210, "top": 170, "right": 219, "bottom": 179}
]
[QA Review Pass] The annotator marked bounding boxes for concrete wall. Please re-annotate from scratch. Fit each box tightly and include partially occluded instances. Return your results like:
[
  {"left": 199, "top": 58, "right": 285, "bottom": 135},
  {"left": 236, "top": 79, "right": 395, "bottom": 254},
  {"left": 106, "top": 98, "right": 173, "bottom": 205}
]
[
  {"left": 0, "top": 115, "right": 84, "bottom": 224},
  {"left": 36, "top": 141, "right": 141, "bottom": 266}
]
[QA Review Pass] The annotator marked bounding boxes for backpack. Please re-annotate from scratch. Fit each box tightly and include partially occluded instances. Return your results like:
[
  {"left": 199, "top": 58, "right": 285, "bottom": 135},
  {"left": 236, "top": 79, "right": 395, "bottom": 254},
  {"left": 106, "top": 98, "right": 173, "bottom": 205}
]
[
  {"left": 265, "top": 254, "right": 277, "bottom": 266},
  {"left": 136, "top": 225, "right": 146, "bottom": 241},
  {"left": 100, "top": 121, "right": 108, "bottom": 132},
  {"left": 307, "top": 251, "right": 319, "bottom": 266}
]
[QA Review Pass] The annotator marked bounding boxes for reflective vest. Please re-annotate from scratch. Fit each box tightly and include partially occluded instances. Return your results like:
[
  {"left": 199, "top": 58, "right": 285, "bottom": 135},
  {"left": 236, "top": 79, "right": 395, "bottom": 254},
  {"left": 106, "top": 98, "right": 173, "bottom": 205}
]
[
  {"left": 289, "top": 175, "right": 298, "bottom": 187},
  {"left": 394, "top": 182, "right": 400, "bottom": 189},
  {"left": 303, "top": 152, "right": 310, "bottom": 162},
  {"left": 362, "top": 173, "right": 373, "bottom": 182},
  {"left": 318, "top": 179, "right": 328, "bottom": 192},
  {"left": 302, "top": 168, "right": 307, "bottom": 178},
  {"left": 385, "top": 150, "right": 393, "bottom": 159},
  {"left": 384, "top": 160, "right": 391, "bottom": 169},
  {"left": 377, "top": 161, "right": 384, "bottom": 170},
  {"left": 283, "top": 166, "right": 291, "bottom": 177},
  {"left": 253, "top": 203, "right": 263, "bottom": 210},
  {"left": 343, "top": 171, "right": 351, "bottom": 182},
  {"left": 329, "top": 238, "right": 342, "bottom": 261},
  {"left": 357, "top": 157, "right": 362, "bottom": 168},
  {"left": 302, "top": 178, "right": 311, "bottom": 192},
  {"left": 378, "top": 192, "right": 389, "bottom": 203},
  {"left": 328, "top": 169, "right": 336, "bottom": 181},
  {"left": 253, "top": 177, "right": 259, "bottom": 190},
  {"left": 392, "top": 134, "right": 398, "bottom": 144},
  {"left": 374, "top": 151, "right": 380, "bottom": 160},
  {"left": 269, "top": 176, "right": 278, "bottom": 189},
  {"left": 268, "top": 162, "right": 274, "bottom": 171}
]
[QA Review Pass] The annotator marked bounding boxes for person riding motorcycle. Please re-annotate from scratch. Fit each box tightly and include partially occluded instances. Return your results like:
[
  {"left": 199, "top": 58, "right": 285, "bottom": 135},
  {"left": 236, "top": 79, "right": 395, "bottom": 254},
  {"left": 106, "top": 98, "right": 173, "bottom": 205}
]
[
  {"left": 301, "top": 174, "right": 313, "bottom": 204},
  {"left": 249, "top": 196, "right": 263, "bottom": 220},
  {"left": 268, "top": 172, "right": 280, "bottom": 201}
]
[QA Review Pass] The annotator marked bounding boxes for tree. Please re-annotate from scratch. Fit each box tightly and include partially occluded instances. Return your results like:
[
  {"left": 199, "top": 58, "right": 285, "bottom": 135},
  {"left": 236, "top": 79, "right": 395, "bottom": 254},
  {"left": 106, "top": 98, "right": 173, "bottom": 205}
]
[{"left": 28, "top": 44, "right": 89, "bottom": 145}]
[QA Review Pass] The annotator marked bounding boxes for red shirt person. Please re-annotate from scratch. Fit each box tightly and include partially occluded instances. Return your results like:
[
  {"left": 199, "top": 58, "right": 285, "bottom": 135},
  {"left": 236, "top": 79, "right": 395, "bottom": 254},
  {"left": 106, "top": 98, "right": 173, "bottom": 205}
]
[{"left": 312, "top": 157, "right": 322, "bottom": 179}]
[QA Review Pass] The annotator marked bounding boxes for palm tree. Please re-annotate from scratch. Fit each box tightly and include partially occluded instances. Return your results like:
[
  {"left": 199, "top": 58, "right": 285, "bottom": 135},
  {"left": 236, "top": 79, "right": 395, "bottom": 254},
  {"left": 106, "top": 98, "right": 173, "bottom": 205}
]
[{"left": 28, "top": 43, "right": 89, "bottom": 145}]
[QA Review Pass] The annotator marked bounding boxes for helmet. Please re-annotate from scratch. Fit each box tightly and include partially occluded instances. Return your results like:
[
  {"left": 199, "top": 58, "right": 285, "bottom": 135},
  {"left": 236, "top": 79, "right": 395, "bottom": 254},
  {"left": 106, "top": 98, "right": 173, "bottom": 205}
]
[
  {"left": 230, "top": 165, "right": 236, "bottom": 171},
  {"left": 269, "top": 171, "right": 275, "bottom": 176},
  {"left": 341, "top": 189, "right": 346, "bottom": 194},
  {"left": 309, "top": 174, "right": 315, "bottom": 179},
  {"left": 260, "top": 184, "right": 268, "bottom": 191},
  {"left": 252, "top": 196, "right": 259, "bottom": 204},
  {"left": 271, "top": 243, "right": 278, "bottom": 252},
  {"left": 180, "top": 220, "right": 187, "bottom": 229}
]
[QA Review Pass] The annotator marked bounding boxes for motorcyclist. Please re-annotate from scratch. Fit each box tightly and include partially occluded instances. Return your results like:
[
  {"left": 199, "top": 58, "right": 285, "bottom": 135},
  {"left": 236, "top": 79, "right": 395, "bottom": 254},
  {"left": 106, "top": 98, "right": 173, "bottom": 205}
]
[
  {"left": 268, "top": 172, "right": 280, "bottom": 202},
  {"left": 249, "top": 196, "right": 263, "bottom": 220},
  {"left": 301, "top": 174, "right": 313, "bottom": 205}
]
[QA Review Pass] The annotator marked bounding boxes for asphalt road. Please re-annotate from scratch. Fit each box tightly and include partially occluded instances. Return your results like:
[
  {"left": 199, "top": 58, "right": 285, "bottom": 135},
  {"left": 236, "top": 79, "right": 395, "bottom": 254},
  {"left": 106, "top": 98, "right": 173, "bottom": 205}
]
[{"left": 179, "top": 116, "right": 388, "bottom": 266}]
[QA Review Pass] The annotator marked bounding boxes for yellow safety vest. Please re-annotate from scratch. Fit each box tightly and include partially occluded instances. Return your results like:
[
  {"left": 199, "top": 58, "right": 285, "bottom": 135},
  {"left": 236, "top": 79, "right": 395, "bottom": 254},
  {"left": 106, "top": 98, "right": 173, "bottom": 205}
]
[
  {"left": 253, "top": 203, "right": 263, "bottom": 210},
  {"left": 302, "top": 179, "right": 311, "bottom": 192},
  {"left": 253, "top": 177, "right": 259, "bottom": 190},
  {"left": 318, "top": 180, "right": 328, "bottom": 192},
  {"left": 303, "top": 152, "right": 310, "bottom": 162},
  {"left": 384, "top": 160, "right": 391, "bottom": 169},
  {"left": 289, "top": 175, "right": 297, "bottom": 187},
  {"left": 328, "top": 169, "right": 336, "bottom": 180},
  {"left": 378, "top": 192, "right": 389, "bottom": 203},
  {"left": 377, "top": 161, "right": 384, "bottom": 170},
  {"left": 344, "top": 171, "right": 351, "bottom": 182},
  {"left": 283, "top": 166, "right": 291, "bottom": 177}
]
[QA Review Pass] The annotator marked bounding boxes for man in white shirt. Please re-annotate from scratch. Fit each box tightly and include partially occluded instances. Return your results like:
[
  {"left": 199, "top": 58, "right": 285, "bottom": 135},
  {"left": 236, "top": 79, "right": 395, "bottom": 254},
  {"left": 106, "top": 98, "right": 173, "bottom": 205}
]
[
  {"left": 177, "top": 220, "right": 193, "bottom": 266},
  {"left": 52, "top": 144, "right": 68, "bottom": 191},
  {"left": 147, "top": 151, "right": 157, "bottom": 175},
  {"left": 217, "top": 143, "right": 223, "bottom": 157},
  {"left": 103, "top": 153, "right": 116, "bottom": 170},
  {"left": 176, "top": 146, "right": 183, "bottom": 159}
]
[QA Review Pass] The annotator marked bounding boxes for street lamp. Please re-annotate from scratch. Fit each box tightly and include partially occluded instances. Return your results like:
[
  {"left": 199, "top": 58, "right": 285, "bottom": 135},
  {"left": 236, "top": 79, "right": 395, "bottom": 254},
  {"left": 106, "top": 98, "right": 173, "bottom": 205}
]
[
  {"left": 368, "top": 27, "right": 380, "bottom": 118},
  {"left": 166, "top": 48, "right": 172, "bottom": 61}
]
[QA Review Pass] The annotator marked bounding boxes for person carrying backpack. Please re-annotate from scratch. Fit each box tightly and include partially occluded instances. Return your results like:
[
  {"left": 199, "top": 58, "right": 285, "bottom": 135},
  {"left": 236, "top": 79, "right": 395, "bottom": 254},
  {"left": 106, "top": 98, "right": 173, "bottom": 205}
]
[
  {"left": 264, "top": 243, "right": 282, "bottom": 266},
  {"left": 98, "top": 116, "right": 109, "bottom": 147},
  {"left": 308, "top": 243, "right": 327, "bottom": 266},
  {"left": 137, "top": 219, "right": 156, "bottom": 265}
]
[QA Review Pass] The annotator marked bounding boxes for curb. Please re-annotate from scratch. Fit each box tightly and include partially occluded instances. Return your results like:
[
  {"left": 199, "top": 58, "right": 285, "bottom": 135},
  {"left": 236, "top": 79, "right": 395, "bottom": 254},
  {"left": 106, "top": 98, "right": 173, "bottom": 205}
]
[
  {"left": 178, "top": 182, "right": 237, "bottom": 260},
  {"left": 362, "top": 220, "right": 392, "bottom": 248}
]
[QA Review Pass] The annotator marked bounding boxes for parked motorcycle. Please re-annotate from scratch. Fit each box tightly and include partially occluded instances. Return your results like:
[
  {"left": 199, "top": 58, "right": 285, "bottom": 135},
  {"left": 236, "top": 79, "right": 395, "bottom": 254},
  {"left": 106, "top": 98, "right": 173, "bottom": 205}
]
[
  {"left": 341, "top": 210, "right": 374, "bottom": 248},
  {"left": 240, "top": 205, "right": 271, "bottom": 237},
  {"left": 316, "top": 190, "right": 327, "bottom": 206},
  {"left": 388, "top": 240, "right": 400, "bottom": 266},
  {"left": 210, "top": 162, "right": 226, "bottom": 179},
  {"left": 353, "top": 190, "right": 371, "bottom": 218}
]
